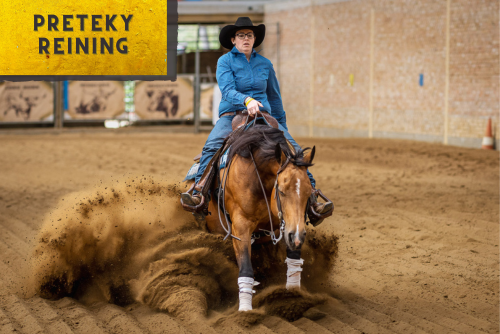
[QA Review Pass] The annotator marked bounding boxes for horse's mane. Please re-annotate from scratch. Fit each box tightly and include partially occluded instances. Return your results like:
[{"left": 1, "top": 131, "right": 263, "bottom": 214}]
[{"left": 226, "top": 125, "right": 313, "bottom": 168}]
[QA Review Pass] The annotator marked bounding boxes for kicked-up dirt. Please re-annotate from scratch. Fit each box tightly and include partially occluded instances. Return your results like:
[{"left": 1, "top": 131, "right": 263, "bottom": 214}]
[{"left": 0, "top": 127, "right": 498, "bottom": 333}]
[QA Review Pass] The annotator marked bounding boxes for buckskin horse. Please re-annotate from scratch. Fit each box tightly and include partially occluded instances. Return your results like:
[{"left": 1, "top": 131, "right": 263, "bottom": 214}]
[{"left": 181, "top": 113, "right": 333, "bottom": 311}]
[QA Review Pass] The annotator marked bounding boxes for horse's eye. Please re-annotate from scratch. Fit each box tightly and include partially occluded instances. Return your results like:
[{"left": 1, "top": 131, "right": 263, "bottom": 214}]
[{"left": 279, "top": 189, "right": 285, "bottom": 196}]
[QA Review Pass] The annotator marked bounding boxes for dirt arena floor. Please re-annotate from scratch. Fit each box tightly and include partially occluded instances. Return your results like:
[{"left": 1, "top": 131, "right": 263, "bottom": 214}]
[{"left": 0, "top": 128, "right": 498, "bottom": 334}]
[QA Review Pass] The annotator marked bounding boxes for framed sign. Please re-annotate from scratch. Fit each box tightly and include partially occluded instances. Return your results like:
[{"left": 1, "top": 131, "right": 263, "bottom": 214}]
[
  {"left": 0, "top": 81, "right": 53, "bottom": 122},
  {"left": 134, "top": 76, "right": 193, "bottom": 120},
  {"left": 0, "top": 0, "right": 177, "bottom": 81},
  {"left": 67, "top": 81, "right": 125, "bottom": 119}
]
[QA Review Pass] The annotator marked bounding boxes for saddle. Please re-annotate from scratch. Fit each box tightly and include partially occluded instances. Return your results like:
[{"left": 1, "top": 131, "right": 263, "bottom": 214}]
[
  {"left": 191, "top": 111, "right": 278, "bottom": 165},
  {"left": 231, "top": 111, "right": 279, "bottom": 131}
]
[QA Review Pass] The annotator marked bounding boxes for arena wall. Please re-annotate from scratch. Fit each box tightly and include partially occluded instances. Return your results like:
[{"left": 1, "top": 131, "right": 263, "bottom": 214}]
[{"left": 264, "top": 0, "right": 499, "bottom": 148}]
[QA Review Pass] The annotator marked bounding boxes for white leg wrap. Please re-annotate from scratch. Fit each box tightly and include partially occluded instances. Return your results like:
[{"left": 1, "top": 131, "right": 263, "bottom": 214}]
[
  {"left": 238, "top": 277, "right": 259, "bottom": 311},
  {"left": 285, "top": 257, "right": 304, "bottom": 289}
]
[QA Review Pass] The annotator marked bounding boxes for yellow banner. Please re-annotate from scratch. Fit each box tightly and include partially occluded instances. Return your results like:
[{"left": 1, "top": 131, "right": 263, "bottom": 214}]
[{"left": 0, "top": 0, "right": 167, "bottom": 76}]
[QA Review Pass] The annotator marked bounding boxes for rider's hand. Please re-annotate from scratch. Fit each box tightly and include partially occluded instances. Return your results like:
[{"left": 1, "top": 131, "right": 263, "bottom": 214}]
[{"left": 246, "top": 99, "right": 264, "bottom": 116}]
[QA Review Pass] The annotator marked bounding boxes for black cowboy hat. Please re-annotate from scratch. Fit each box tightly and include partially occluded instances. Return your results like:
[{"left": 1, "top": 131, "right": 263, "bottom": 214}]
[{"left": 219, "top": 17, "right": 265, "bottom": 50}]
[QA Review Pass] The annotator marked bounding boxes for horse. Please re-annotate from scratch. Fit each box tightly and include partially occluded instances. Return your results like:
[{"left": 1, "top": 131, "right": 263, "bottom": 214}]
[{"left": 185, "top": 124, "right": 317, "bottom": 312}]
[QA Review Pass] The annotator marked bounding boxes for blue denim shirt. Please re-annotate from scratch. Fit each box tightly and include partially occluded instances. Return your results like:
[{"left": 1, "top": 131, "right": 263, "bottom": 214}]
[{"left": 216, "top": 47, "right": 288, "bottom": 130}]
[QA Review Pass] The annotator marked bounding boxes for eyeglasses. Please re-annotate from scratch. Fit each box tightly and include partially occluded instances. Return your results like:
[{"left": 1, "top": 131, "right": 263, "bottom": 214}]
[{"left": 235, "top": 32, "right": 255, "bottom": 40}]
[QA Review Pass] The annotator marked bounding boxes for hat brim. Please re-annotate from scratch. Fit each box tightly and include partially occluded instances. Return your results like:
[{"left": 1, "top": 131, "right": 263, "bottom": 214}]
[{"left": 219, "top": 24, "right": 266, "bottom": 50}]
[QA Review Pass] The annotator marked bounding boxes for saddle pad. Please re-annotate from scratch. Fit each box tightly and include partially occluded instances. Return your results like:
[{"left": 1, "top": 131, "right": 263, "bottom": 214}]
[
  {"left": 183, "top": 162, "right": 199, "bottom": 181},
  {"left": 219, "top": 148, "right": 229, "bottom": 169}
]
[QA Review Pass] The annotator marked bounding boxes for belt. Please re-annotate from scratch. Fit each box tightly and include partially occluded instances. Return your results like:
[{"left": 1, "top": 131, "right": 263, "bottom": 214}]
[{"left": 220, "top": 110, "right": 270, "bottom": 117}]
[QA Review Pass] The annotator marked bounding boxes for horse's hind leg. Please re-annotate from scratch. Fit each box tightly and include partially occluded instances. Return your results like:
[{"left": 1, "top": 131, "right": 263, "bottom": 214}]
[{"left": 285, "top": 248, "right": 304, "bottom": 289}]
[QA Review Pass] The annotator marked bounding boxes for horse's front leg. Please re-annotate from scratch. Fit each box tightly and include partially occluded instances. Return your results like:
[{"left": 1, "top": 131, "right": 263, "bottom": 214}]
[
  {"left": 285, "top": 247, "right": 304, "bottom": 289},
  {"left": 232, "top": 219, "right": 258, "bottom": 311}
]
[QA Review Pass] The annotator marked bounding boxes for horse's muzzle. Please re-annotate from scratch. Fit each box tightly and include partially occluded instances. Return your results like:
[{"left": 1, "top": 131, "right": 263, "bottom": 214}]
[{"left": 287, "top": 231, "right": 306, "bottom": 249}]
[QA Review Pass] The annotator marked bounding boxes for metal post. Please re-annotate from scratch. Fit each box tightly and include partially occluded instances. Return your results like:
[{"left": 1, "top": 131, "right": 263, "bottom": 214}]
[
  {"left": 54, "top": 81, "right": 63, "bottom": 129},
  {"left": 182, "top": 53, "right": 187, "bottom": 74},
  {"left": 194, "top": 25, "right": 201, "bottom": 133}
]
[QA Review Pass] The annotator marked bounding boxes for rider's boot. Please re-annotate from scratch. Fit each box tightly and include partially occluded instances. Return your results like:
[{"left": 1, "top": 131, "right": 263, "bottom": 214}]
[
  {"left": 308, "top": 190, "right": 334, "bottom": 227},
  {"left": 180, "top": 192, "right": 202, "bottom": 207},
  {"left": 180, "top": 192, "right": 206, "bottom": 228}
]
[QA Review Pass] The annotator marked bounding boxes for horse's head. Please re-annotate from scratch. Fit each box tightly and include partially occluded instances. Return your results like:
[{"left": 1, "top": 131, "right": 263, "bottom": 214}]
[{"left": 272, "top": 144, "right": 315, "bottom": 251}]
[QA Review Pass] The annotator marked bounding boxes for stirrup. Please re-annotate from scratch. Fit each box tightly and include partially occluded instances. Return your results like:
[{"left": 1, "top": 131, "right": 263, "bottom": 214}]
[
  {"left": 307, "top": 189, "right": 334, "bottom": 227},
  {"left": 180, "top": 183, "right": 208, "bottom": 216}
]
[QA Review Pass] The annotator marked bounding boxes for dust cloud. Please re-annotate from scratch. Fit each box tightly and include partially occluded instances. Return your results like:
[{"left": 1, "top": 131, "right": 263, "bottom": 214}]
[{"left": 29, "top": 175, "right": 338, "bottom": 321}]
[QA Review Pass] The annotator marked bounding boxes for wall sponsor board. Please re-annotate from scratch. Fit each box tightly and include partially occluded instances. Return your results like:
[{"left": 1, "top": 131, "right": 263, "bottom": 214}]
[
  {"left": 0, "top": 0, "right": 177, "bottom": 80},
  {"left": 134, "top": 77, "right": 193, "bottom": 120},
  {"left": 67, "top": 81, "right": 125, "bottom": 120},
  {"left": 200, "top": 83, "right": 216, "bottom": 120},
  {"left": 0, "top": 81, "right": 53, "bottom": 122},
  {"left": 134, "top": 77, "right": 215, "bottom": 120}
]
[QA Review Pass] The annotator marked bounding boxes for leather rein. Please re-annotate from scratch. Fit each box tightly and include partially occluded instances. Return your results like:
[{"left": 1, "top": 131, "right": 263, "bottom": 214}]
[{"left": 249, "top": 150, "right": 290, "bottom": 245}]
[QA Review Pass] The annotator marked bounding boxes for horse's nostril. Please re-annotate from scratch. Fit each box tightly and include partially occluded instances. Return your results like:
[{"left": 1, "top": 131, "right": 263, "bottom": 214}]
[{"left": 288, "top": 233, "right": 294, "bottom": 243}]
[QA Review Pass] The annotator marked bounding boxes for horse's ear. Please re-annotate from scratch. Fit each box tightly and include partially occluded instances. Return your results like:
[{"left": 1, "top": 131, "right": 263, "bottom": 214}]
[
  {"left": 275, "top": 143, "right": 287, "bottom": 165},
  {"left": 275, "top": 143, "right": 282, "bottom": 163},
  {"left": 303, "top": 146, "right": 316, "bottom": 164}
]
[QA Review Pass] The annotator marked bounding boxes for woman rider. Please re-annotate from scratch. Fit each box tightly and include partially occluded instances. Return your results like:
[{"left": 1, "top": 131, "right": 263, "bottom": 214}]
[{"left": 182, "top": 17, "right": 332, "bottom": 223}]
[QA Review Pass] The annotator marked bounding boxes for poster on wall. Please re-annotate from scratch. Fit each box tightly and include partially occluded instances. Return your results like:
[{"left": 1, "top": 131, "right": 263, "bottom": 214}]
[
  {"left": 134, "top": 76, "right": 193, "bottom": 120},
  {"left": 0, "top": 81, "right": 53, "bottom": 122},
  {"left": 200, "top": 83, "right": 216, "bottom": 120},
  {"left": 67, "top": 81, "right": 125, "bottom": 120}
]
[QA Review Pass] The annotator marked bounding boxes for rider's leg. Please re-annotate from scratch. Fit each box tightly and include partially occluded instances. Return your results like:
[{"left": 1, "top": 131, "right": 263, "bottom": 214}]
[
  {"left": 277, "top": 124, "right": 316, "bottom": 187},
  {"left": 182, "top": 116, "right": 234, "bottom": 207},
  {"left": 194, "top": 115, "right": 234, "bottom": 189}
]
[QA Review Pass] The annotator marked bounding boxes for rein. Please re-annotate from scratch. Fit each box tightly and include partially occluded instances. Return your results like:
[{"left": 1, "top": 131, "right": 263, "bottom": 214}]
[
  {"left": 250, "top": 150, "right": 290, "bottom": 245},
  {"left": 248, "top": 110, "right": 289, "bottom": 245},
  {"left": 216, "top": 112, "right": 254, "bottom": 241}
]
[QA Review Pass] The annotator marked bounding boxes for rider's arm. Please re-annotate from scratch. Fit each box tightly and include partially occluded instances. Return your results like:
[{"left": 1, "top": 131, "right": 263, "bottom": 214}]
[
  {"left": 266, "top": 63, "right": 288, "bottom": 131},
  {"left": 216, "top": 55, "right": 248, "bottom": 109}
]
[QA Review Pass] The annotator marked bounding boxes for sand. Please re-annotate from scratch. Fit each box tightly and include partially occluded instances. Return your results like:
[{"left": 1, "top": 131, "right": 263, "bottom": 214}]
[{"left": 0, "top": 127, "right": 498, "bottom": 333}]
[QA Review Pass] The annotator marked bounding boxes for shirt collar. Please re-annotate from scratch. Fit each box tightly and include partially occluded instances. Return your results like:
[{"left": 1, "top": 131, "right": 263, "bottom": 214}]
[{"left": 231, "top": 46, "right": 258, "bottom": 57}]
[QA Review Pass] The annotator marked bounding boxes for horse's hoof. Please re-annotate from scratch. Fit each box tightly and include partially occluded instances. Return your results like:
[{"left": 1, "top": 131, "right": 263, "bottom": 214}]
[{"left": 238, "top": 306, "right": 252, "bottom": 312}]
